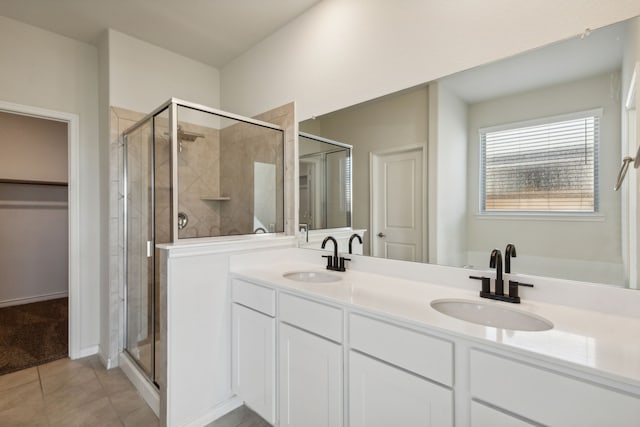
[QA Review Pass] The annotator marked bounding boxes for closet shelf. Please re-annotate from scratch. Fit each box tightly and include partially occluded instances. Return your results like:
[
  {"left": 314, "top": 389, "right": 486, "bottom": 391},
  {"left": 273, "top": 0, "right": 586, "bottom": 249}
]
[
  {"left": 0, "top": 178, "right": 68, "bottom": 187},
  {"left": 200, "top": 195, "right": 231, "bottom": 201}
]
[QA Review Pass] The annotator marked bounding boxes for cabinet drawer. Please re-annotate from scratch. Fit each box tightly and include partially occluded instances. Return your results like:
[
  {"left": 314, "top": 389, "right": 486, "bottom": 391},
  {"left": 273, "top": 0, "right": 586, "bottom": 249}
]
[
  {"left": 279, "top": 293, "right": 343, "bottom": 342},
  {"left": 350, "top": 314, "right": 453, "bottom": 387},
  {"left": 470, "top": 349, "right": 640, "bottom": 426},
  {"left": 231, "top": 278, "right": 276, "bottom": 317}
]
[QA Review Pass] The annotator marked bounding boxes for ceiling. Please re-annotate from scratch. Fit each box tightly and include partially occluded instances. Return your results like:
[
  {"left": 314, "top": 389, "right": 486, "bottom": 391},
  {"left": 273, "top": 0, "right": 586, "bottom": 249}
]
[
  {"left": 0, "top": 0, "right": 321, "bottom": 67},
  {"left": 440, "top": 19, "right": 627, "bottom": 104}
]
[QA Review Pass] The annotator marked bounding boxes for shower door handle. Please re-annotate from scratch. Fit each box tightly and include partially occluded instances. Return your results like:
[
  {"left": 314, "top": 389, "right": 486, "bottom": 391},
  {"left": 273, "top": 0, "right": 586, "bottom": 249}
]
[{"left": 146, "top": 240, "right": 152, "bottom": 258}]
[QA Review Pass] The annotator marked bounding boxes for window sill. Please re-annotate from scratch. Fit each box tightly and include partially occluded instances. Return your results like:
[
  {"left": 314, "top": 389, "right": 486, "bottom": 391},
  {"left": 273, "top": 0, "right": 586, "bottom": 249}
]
[{"left": 474, "top": 212, "right": 605, "bottom": 222}]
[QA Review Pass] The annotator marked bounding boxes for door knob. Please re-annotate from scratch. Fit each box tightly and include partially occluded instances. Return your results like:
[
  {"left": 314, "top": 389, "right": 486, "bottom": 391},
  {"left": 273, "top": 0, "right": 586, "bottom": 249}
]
[{"left": 377, "top": 232, "right": 386, "bottom": 238}]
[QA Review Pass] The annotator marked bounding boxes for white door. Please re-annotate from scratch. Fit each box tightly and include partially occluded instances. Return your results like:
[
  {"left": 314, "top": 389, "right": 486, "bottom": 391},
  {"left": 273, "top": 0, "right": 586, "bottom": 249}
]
[
  {"left": 349, "top": 351, "right": 453, "bottom": 427},
  {"left": 279, "top": 323, "right": 343, "bottom": 427},
  {"left": 371, "top": 147, "right": 425, "bottom": 262},
  {"left": 231, "top": 303, "right": 275, "bottom": 424}
]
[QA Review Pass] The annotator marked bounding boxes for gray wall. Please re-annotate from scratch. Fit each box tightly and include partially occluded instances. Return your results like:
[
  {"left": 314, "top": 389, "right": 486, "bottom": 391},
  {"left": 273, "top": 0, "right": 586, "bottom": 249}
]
[{"left": 300, "top": 87, "right": 429, "bottom": 255}]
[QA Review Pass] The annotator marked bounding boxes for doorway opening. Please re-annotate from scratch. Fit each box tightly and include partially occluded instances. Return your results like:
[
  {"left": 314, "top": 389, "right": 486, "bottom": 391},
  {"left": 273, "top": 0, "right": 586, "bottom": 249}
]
[{"left": 0, "top": 101, "right": 80, "bottom": 374}]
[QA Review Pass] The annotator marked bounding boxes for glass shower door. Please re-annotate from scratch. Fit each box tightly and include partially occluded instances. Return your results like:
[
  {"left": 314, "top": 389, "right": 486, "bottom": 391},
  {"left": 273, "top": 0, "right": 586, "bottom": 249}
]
[{"left": 125, "top": 119, "right": 154, "bottom": 378}]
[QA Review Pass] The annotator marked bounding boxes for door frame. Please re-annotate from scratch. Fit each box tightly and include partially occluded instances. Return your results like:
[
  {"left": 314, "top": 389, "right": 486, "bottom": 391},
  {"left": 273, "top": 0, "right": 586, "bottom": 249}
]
[
  {"left": 369, "top": 144, "right": 428, "bottom": 262},
  {"left": 0, "top": 100, "right": 81, "bottom": 359}
]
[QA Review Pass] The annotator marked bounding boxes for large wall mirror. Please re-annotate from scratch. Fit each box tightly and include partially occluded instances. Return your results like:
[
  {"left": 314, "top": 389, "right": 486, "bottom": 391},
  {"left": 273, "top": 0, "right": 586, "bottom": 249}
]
[
  {"left": 299, "top": 16, "right": 640, "bottom": 289},
  {"left": 299, "top": 132, "right": 352, "bottom": 230}
]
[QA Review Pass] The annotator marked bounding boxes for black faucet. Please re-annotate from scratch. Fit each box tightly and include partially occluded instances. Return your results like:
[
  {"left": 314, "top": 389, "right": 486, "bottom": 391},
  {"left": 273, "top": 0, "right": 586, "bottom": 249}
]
[
  {"left": 348, "top": 233, "right": 362, "bottom": 254},
  {"left": 489, "top": 249, "right": 504, "bottom": 295},
  {"left": 321, "top": 236, "right": 350, "bottom": 272},
  {"left": 505, "top": 243, "right": 516, "bottom": 273},
  {"left": 470, "top": 245, "right": 533, "bottom": 304}
]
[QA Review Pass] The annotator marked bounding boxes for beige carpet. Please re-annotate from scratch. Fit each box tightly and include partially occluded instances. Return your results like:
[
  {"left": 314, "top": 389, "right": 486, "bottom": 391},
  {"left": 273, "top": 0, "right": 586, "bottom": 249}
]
[{"left": 0, "top": 297, "right": 68, "bottom": 376}]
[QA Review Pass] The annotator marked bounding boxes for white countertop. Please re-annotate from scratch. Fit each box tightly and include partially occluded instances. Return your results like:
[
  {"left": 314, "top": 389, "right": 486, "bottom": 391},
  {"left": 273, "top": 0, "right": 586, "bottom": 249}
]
[{"left": 232, "top": 261, "right": 640, "bottom": 389}]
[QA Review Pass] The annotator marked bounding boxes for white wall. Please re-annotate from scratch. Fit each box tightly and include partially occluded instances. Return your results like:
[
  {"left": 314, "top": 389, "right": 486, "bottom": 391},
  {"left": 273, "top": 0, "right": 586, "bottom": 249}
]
[
  {"left": 0, "top": 16, "right": 100, "bottom": 353},
  {"left": 428, "top": 82, "right": 468, "bottom": 267},
  {"left": 108, "top": 29, "right": 220, "bottom": 113},
  {"left": 465, "top": 72, "right": 623, "bottom": 285},
  {"left": 221, "top": 0, "right": 640, "bottom": 121},
  {"left": 0, "top": 184, "right": 68, "bottom": 306}
]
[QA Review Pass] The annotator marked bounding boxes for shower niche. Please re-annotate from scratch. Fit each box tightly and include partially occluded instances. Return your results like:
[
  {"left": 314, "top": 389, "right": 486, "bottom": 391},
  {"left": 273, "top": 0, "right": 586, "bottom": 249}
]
[{"left": 122, "top": 99, "right": 285, "bottom": 385}]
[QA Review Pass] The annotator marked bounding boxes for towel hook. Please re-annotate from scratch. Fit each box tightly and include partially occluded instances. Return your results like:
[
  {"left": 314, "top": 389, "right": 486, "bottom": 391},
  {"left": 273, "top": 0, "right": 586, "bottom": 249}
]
[{"left": 614, "top": 145, "right": 640, "bottom": 191}]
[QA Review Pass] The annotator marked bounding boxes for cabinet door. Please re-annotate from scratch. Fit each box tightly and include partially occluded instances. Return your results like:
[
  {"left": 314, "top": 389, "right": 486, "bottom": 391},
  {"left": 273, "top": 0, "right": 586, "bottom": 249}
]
[
  {"left": 279, "top": 323, "right": 343, "bottom": 427},
  {"left": 349, "top": 351, "right": 453, "bottom": 427},
  {"left": 232, "top": 303, "right": 275, "bottom": 424},
  {"left": 471, "top": 401, "right": 534, "bottom": 427}
]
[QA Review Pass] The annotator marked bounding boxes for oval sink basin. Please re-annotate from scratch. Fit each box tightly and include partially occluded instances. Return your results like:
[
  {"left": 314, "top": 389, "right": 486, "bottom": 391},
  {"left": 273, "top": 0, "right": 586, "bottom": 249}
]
[
  {"left": 430, "top": 299, "right": 553, "bottom": 331},
  {"left": 283, "top": 271, "right": 342, "bottom": 283}
]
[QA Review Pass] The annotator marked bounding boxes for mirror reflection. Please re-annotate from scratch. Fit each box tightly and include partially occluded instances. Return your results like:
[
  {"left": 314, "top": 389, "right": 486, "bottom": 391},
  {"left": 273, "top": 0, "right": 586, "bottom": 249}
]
[
  {"left": 299, "top": 17, "right": 640, "bottom": 289},
  {"left": 298, "top": 133, "right": 352, "bottom": 230}
]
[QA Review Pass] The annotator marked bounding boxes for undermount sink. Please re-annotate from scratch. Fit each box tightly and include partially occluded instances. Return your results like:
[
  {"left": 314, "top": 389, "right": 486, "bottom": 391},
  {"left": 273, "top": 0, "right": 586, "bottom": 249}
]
[
  {"left": 283, "top": 271, "right": 342, "bottom": 283},
  {"left": 430, "top": 299, "right": 553, "bottom": 331}
]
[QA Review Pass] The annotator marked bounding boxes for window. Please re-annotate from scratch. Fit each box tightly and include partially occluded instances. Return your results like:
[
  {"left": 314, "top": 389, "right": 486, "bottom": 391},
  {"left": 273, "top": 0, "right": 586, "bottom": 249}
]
[{"left": 480, "top": 110, "right": 600, "bottom": 214}]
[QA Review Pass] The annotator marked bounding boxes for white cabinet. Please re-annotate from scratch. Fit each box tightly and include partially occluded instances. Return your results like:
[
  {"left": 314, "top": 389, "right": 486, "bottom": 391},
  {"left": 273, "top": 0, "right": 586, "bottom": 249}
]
[
  {"left": 231, "top": 279, "right": 276, "bottom": 424},
  {"left": 349, "top": 351, "right": 453, "bottom": 427},
  {"left": 278, "top": 293, "right": 344, "bottom": 426},
  {"left": 279, "top": 323, "right": 343, "bottom": 427},
  {"left": 349, "top": 314, "right": 453, "bottom": 427},
  {"left": 470, "top": 349, "right": 640, "bottom": 426},
  {"left": 470, "top": 400, "right": 534, "bottom": 427},
  {"left": 231, "top": 304, "right": 275, "bottom": 424}
]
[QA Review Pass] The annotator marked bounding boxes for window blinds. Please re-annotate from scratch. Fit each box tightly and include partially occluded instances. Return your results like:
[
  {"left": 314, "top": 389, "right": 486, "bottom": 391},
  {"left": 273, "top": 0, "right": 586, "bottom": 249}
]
[{"left": 481, "top": 114, "right": 598, "bottom": 213}]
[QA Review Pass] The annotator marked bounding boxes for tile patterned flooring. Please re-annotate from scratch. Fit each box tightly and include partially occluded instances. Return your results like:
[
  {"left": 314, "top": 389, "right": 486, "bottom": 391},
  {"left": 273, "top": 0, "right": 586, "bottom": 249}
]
[
  {"left": 0, "top": 355, "right": 158, "bottom": 426},
  {"left": 206, "top": 405, "right": 271, "bottom": 427},
  {"left": 0, "top": 354, "right": 271, "bottom": 427}
]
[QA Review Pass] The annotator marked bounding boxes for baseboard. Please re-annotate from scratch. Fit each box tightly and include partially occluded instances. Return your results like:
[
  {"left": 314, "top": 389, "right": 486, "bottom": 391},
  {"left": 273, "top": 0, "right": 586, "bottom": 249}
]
[
  {"left": 76, "top": 345, "right": 99, "bottom": 359},
  {"left": 183, "top": 396, "right": 243, "bottom": 427},
  {"left": 98, "top": 347, "right": 118, "bottom": 369},
  {"left": 119, "top": 352, "right": 160, "bottom": 417},
  {"left": 0, "top": 291, "right": 68, "bottom": 308}
]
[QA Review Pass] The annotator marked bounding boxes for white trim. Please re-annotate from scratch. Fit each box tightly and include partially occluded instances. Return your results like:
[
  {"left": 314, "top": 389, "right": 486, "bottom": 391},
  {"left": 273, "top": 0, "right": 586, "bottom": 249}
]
[
  {"left": 78, "top": 345, "right": 100, "bottom": 358},
  {"left": 0, "top": 291, "right": 69, "bottom": 308},
  {"left": 0, "top": 100, "right": 81, "bottom": 360},
  {"left": 625, "top": 62, "right": 638, "bottom": 111},
  {"left": 158, "top": 235, "right": 296, "bottom": 258},
  {"left": 119, "top": 352, "right": 161, "bottom": 417},
  {"left": 182, "top": 396, "right": 243, "bottom": 427},
  {"left": 98, "top": 347, "right": 118, "bottom": 370},
  {"left": 475, "top": 213, "right": 606, "bottom": 222},
  {"left": 478, "top": 107, "right": 604, "bottom": 134}
]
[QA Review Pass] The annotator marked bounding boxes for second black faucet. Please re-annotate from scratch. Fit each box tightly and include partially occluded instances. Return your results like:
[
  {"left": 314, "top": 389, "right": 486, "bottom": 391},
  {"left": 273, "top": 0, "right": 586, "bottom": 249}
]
[
  {"left": 321, "top": 236, "right": 350, "bottom": 272},
  {"left": 470, "top": 243, "right": 533, "bottom": 304}
]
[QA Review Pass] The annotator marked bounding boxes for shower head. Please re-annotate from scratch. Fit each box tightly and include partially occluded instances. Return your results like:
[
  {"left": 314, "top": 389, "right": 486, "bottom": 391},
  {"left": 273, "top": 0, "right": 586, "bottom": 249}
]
[{"left": 177, "top": 125, "right": 204, "bottom": 142}]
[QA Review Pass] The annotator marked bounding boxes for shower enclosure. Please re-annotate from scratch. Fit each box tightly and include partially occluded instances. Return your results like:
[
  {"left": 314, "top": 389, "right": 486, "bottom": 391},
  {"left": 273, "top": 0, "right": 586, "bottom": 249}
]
[
  {"left": 122, "top": 99, "right": 285, "bottom": 385},
  {"left": 299, "top": 132, "right": 352, "bottom": 230}
]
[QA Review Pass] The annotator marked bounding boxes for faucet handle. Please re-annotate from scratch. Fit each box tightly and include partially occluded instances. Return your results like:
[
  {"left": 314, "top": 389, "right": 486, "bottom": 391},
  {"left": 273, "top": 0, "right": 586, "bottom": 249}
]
[
  {"left": 321, "top": 255, "right": 333, "bottom": 270},
  {"left": 338, "top": 256, "right": 351, "bottom": 272},
  {"left": 469, "top": 275, "right": 491, "bottom": 294}
]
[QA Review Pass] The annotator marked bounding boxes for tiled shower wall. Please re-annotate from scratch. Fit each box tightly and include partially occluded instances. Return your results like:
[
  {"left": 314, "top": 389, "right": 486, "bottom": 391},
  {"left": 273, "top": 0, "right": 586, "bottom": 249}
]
[
  {"left": 219, "top": 121, "right": 284, "bottom": 235},
  {"left": 175, "top": 123, "right": 222, "bottom": 239}
]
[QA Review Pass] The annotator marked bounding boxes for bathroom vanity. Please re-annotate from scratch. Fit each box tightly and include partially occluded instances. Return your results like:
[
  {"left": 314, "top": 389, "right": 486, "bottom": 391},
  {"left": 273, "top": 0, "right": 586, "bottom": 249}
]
[{"left": 229, "top": 248, "right": 640, "bottom": 427}]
